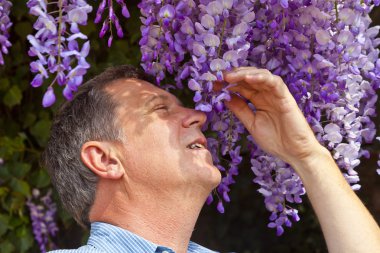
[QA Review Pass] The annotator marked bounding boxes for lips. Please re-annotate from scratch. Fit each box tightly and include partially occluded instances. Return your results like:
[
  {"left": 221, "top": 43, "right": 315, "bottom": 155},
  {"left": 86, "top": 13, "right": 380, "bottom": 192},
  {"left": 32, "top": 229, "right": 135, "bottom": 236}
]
[
  {"left": 186, "top": 137, "right": 208, "bottom": 150},
  {"left": 186, "top": 136, "right": 214, "bottom": 164}
]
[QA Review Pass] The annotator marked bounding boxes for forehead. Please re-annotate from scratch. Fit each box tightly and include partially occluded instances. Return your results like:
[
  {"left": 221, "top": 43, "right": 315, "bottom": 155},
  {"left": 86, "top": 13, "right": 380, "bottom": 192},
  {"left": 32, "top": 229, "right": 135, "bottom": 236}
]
[{"left": 106, "top": 78, "right": 180, "bottom": 109}]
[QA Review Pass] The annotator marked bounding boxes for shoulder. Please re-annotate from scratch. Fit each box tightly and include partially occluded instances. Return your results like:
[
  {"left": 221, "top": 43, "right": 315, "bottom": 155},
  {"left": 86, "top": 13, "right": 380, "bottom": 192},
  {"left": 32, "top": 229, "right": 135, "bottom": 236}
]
[{"left": 48, "top": 245, "right": 106, "bottom": 253}]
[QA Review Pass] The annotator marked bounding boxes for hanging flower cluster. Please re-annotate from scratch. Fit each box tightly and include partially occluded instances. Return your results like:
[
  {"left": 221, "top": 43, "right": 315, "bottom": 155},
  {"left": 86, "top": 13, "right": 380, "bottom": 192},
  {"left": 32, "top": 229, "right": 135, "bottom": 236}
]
[
  {"left": 241, "top": 0, "right": 380, "bottom": 235},
  {"left": 0, "top": 0, "right": 12, "bottom": 65},
  {"left": 138, "top": 0, "right": 380, "bottom": 235},
  {"left": 27, "top": 0, "right": 92, "bottom": 107},
  {"left": 95, "top": 0, "right": 130, "bottom": 47},
  {"left": 26, "top": 189, "right": 59, "bottom": 253}
]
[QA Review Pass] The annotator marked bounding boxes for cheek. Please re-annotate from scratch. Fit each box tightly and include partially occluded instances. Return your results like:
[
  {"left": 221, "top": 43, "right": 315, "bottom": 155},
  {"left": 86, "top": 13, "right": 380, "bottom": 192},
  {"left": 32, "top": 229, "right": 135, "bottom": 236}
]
[
  {"left": 142, "top": 128, "right": 182, "bottom": 163},
  {"left": 124, "top": 137, "right": 184, "bottom": 184}
]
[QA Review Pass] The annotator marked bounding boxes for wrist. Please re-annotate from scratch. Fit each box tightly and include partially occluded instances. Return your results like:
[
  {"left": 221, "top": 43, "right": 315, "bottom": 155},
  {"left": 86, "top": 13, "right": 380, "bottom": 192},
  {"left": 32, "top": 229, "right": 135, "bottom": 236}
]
[{"left": 290, "top": 145, "right": 334, "bottom": 177}]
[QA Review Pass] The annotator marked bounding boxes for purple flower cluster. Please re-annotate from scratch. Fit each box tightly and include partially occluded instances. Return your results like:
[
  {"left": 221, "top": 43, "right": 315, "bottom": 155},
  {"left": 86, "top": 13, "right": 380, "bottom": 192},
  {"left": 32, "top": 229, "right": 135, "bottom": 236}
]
[
  {"left": 26, "top": 189, "right": 58, "bottom": 253},
  {"left": 95, "top": 0, "right": 130, "bottom": 47},
  {"left": 139, "top": 0, "right": 255, "bottom": 214},
  {"left": 274, "top": 1, "right": 380, "bottom": 193},
  {"left": 138, "top": 0, "right": 380, "bottom": 235},
  {"left": 27, "top": 0, "right": 92, "bottom": 107},
  {"left": 247, "top": 0, "right": 379, "bottom": 235},
  {"left": 138, "top": 0, "right": 195, "bottom": 85},
  {"left": 0, "top": 0, "right": 12, "bottom": 65},
  {"left": 250, "top": 146, "right": 304, "bottom": 236}
]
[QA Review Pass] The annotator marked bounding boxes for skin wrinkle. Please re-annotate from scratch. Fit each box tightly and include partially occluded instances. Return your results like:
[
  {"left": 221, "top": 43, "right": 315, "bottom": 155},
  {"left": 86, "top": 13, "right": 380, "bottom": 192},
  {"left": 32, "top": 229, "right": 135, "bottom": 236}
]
[{"left": 144, "top": 94, "right": 184, "bottom": 112}]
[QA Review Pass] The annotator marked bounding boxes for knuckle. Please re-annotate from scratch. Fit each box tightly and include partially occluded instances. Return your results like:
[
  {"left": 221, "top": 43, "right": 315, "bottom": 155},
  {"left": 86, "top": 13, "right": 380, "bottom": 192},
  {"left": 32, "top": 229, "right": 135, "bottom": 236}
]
[
  {"left": 262, "top": 69, "right": 271, "bottom": 75},
  {"left": 273, "top": 75, "right": 283, "bottom": 84},
  {"left": 255, "top": 73, "right": 265, "bottom": 81},
  {"left": 269, "top": 74, "right": 282, "bottom": 85}
]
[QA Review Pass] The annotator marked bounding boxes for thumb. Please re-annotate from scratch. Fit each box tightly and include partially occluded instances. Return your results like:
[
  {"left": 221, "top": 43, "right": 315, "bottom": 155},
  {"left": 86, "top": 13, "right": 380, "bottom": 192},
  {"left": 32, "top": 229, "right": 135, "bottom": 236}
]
[{"left": 225, "top": 93, "right": 256, "bottom": 133}]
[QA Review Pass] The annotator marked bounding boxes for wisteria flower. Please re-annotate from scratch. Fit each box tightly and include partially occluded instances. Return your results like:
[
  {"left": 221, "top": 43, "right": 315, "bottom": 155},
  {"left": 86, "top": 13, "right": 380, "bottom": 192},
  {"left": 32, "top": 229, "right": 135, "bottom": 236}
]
[
  {"left": 27, "top": 0, "right": 92, "bottom": 107},
  {"left": 0, "top": 0, "right": 12, "bottom": 65}
]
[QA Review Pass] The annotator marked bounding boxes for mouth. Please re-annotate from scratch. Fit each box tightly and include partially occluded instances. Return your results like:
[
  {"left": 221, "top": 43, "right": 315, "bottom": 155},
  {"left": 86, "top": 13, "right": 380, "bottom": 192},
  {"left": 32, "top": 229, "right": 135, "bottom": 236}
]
[
  {"left": 186, "top": 137, "right": 215, "bottom": 165},
  {"left": 186, "top": 137, "right": 208, "bottom": 150}
]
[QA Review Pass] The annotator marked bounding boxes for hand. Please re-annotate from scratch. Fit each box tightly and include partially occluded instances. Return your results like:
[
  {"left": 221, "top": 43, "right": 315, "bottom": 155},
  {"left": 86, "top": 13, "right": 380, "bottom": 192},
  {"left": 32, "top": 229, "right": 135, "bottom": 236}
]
[
  {"left": 223, "top": 68, "right": 380, "bottom": 253},
  {"left": 223, "top": 67, "right": 322, "bottom": 166}
]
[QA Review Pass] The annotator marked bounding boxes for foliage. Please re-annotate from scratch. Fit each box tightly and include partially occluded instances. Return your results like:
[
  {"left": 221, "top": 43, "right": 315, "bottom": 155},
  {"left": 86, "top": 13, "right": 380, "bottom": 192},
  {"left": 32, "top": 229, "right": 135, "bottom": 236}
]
[
  {"left": 0, "top": 1, "right": 142, "bottom": 252},
  {"left": 0, "top": 1, "right": 379, "bottom": 252}
]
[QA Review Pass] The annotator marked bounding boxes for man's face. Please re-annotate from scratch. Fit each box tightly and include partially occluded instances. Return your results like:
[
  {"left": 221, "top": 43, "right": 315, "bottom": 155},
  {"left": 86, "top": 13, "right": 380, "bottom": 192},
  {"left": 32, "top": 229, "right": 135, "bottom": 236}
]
[{"left": 107, "top": 78, "right": 221, "bottom": 198}]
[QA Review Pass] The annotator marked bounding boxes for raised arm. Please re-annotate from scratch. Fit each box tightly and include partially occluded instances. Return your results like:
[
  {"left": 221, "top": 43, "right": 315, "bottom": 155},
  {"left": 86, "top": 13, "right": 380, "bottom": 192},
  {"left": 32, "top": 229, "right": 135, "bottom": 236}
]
[{"left": 223, "top": 67, "right": 380, "bottom": 253}]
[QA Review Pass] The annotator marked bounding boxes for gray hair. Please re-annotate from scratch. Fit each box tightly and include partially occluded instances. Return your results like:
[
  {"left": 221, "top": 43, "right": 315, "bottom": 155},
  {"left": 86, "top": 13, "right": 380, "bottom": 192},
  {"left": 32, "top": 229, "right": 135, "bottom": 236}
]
[{"left": 42, "top": 65, "right": 154, "bottom": 228}]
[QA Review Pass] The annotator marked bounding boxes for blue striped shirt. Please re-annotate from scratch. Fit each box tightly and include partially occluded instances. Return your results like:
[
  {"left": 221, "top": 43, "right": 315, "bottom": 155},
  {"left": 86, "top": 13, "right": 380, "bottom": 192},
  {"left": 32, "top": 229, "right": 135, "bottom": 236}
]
[{"left": 49, "top": 222, "right": 217, "bottom": 253}]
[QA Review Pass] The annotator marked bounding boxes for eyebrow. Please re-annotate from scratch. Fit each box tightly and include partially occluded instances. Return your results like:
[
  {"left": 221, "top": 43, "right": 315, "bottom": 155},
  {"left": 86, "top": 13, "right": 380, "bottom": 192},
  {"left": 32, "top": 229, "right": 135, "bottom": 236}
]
[{"left": 144, "top": 94, "right": 183, "bottom": 108}]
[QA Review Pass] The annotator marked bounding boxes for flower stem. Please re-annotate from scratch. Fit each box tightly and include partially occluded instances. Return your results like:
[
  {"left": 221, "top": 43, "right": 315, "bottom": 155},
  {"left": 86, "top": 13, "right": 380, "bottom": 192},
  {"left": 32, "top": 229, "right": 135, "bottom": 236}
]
[
  {"left": 54, "top": 0, "right": 64, "bottom": 87},
  {"left": 108, "top": 0, "right": 114, "bottom": 39},
  {"left": 227, "top": 111, "right": 234, "bottom": 151},
  {"left": 217, "top": 19, "right": 227, "bottom": 57}
]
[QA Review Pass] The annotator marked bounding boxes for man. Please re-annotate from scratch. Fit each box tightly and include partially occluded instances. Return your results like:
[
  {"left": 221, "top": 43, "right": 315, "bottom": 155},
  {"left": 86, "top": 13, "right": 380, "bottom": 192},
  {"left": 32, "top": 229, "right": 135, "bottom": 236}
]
[{"left": 44, "top": 65, "right": 380, "bottom": 253}]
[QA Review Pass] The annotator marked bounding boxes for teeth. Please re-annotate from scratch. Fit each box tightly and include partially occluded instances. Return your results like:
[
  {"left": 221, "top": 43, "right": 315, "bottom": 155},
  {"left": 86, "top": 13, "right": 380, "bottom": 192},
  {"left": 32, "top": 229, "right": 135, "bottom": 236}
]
[{"left": 188, "top": 143, "right": 205, "bottom": 149}]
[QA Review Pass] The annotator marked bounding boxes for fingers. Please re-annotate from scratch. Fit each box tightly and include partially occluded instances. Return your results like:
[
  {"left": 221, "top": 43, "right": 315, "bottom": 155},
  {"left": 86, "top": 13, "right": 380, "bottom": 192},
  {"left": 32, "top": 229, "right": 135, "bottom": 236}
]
[
  {"left": 228, "top": 84, "right": 257, "bottom": 99},
  {"left": 224, "top": 67, "right": 268, "bottom": 83},
  {"left": 212, "top": 78, "right": 258, "bottom": 101},
  {"left": 216, "top": 67, "right": 272, "bottom": 92},
  {"left": 231, "top": 66, "right": 257, "bottom": 72},
  {"left": 213, "top": 76, "right": 257, "bottom": 99},
  {"left": 224, "top": 69, "right": 275, "bottom": 88},
  {"left": 225, "top": 93, "right": 255, "bottom": 132},
  {"left": 223, "top": 68, "right": 287, "bottom": 98}
]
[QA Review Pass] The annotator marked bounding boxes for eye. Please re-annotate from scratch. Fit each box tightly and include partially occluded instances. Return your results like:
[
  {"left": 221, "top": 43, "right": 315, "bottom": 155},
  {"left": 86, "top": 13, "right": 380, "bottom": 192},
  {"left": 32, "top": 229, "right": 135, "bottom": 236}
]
[{"left": 154, "top": 105, "right": 169, "bottom": 111}]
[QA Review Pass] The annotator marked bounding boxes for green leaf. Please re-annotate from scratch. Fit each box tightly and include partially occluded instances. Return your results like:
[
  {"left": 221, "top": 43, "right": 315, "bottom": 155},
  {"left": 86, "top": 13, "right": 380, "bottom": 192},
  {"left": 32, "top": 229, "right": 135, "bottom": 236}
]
[
  {"left": 9, "top": 215, "right": 27, "bottom": 229},
  {"left": 9, "top": 162, "right": 31, "bottom": 178},
  {"left": 30, "top": 119, "right": 51, "bottom": 147},
  {"left": 22, "top": 113, "right": 37, "bottom": 129},
  {"left": 6, "top": 193, "right": 26, "bottom": 217},
  {"left": 16, "top": 226, "right": 34, "bottom": 252},
  {"left": 38, "top": 110, "right": 51, "bottom": 120},
  {"left": 9, "top": 178, "right": 30, "bottom": 197},
  {"left": 0, "top": 136, "right": 25, "bottom": 159},
  {"left": 0, "top": 187, "right": 9, "bottom": 198},
  {"left": 3, "top": 85, "right": 22, "bottom": 108},
  {"left": 0, "top": 241, "right": 15, "bottom": 253},
  {"left": 0, "top": 163, "right": 12, "bottom": 181},
  {"left": 0, "top": 214, "right": 10, "bottom": 237},
  {"left": 30, "top": 169, "right": 51, "bottom": 188}
]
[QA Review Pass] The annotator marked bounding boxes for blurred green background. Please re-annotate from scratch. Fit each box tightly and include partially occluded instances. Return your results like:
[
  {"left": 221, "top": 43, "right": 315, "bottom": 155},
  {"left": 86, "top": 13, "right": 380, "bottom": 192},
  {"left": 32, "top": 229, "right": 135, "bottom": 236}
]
[{"left": 0, "top": 1, "right": 379, "bottom": 252}]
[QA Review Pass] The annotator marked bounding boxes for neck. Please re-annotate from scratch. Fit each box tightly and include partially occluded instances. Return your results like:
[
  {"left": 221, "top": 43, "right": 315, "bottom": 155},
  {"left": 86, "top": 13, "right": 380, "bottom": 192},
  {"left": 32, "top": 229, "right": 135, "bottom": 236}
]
[{"left": 89, "top": 180, "right": 208, "bottom": 253}]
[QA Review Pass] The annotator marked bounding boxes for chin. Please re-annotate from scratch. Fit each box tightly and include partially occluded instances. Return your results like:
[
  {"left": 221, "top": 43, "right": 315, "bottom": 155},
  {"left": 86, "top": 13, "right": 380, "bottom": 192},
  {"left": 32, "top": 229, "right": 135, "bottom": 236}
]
[{"left": 204, "top": 164, "right": 222, "bottom": 189}]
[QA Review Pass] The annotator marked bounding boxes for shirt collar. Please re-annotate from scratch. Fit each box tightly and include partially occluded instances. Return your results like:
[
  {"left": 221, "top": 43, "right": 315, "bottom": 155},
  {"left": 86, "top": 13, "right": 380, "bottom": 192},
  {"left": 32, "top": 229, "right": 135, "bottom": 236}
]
[{"left": 87, "top": 222, "right": 216, "bottom": 253}]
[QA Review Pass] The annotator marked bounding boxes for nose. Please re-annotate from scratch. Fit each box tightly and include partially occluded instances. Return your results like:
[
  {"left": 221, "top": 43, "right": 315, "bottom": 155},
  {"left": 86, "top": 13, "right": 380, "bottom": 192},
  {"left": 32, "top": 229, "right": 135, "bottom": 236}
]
[{"left": 182, "top": 108, "right": 207, "bottom": 129}]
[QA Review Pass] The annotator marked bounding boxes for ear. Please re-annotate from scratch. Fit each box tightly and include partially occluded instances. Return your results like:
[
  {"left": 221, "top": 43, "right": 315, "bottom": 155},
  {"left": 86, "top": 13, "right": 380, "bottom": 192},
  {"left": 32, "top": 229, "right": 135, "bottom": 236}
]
[{"left": 81, "top": 141, "right": 124, "bottom": 179}]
